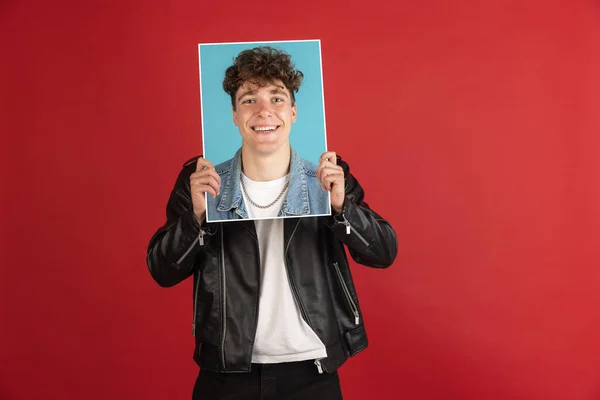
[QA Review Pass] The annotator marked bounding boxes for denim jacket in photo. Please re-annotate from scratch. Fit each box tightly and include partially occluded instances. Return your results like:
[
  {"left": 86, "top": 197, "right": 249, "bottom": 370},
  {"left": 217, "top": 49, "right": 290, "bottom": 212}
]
[{"left": 206, "top": 147, "right": 331, "bottom": 222}]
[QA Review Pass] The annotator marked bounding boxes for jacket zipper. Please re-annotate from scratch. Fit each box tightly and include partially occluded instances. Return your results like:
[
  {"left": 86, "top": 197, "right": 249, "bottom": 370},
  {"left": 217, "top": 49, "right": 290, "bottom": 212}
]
[
  {"left": 284, "top": 222, "right": 310, "bottom": 324},
  {"left": 219, "top": 228, "right": 227, "bottom": 369},
  {"left": 336, "top": 213, "right": 370, "bottom": 247},
  {"left": 191, "top": 230, "right": 206, "bottom": 336},
  {"left": 284, "top": 221, "right": 326, "bottom": 374},
  {"left": 248, "top": 232, "right": 261, "bottom": 367},
  {"left": 333, "top": 262, "right": 360, "bottom": 325},
  {"left": 192, "top": 271, "right": 201, "bottom": 336},
  {"left": 177, "top": 229, "right": 205, "bottom": 265}
]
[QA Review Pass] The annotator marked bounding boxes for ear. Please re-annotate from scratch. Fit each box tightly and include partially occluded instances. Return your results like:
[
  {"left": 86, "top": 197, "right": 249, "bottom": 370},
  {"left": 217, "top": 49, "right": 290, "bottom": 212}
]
[
  {"left": 232, "top": 107, "right": 238, "bottom": 126},
  {"left": 291, "top": 103, "right": 297, "bottom": 123}
]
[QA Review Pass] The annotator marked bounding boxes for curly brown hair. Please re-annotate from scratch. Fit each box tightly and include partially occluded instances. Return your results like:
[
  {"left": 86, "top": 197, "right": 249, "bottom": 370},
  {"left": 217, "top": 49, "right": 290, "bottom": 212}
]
[{"left": 222, "top": 46, "right": 304, "bottom": 109}]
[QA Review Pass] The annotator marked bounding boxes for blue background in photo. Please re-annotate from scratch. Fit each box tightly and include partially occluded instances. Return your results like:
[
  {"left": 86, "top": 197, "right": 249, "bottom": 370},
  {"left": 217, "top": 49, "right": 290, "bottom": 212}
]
[{"left": 198, "top": 40, "right": 327, "bottom": 166}]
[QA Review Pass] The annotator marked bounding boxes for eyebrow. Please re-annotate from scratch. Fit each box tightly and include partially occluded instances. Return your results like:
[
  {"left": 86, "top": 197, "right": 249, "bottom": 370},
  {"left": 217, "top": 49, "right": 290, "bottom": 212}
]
[
  {"left": 269, "top": 88, "right": 289, "bottom": 98},
  {"left": 237, "top": 86, "right": 290, "bottom": 103},
  {"left": 237, "top": 89, "right": 256, "bottom": 101}
]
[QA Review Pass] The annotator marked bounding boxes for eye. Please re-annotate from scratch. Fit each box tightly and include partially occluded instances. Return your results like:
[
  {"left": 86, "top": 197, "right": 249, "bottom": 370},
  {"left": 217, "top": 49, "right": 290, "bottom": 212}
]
[
  {"left": 242, "top": 99, "right": 255, "bottom": 104},
  {"left": 272, "top": 97, "right": 283, "bottom": 103}
]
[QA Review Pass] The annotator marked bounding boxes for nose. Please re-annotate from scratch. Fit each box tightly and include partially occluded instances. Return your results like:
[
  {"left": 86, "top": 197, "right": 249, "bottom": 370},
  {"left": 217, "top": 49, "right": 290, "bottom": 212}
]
[{"left": 255, "top": 98, "right": 272, "bottom": 118}]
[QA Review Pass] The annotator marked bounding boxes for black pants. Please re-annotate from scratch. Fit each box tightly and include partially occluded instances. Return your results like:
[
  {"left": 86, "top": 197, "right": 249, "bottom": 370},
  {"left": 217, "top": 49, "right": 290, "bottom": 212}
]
[{"left": 192, "top": 360, "right": 344, "bottom": 400}]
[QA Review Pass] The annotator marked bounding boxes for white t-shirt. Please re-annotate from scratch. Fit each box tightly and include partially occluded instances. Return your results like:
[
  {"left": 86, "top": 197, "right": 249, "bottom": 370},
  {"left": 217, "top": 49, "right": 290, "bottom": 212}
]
[{"left": 240, "top": 172, "right": 327, "bottom": 364}]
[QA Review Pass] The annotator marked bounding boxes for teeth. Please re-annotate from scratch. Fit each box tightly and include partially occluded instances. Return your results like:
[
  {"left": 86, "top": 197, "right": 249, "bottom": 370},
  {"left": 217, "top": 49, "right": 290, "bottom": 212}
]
[{"left": 254, "top": 126, "right": 277, "bottom": 132}]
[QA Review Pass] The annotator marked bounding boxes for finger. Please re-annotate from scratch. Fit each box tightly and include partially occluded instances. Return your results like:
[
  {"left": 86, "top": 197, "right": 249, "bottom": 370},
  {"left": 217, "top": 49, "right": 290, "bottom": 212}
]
[
  {"left": 321, "top": 175, "right": 342, "bottom": 191},
  {"left": 319, "top": 157, "right": 340, "bottom": 171},
  {"left": 191, "top": 175, "right": 220, "bottom": 190},
  {"left": 319, "top": 167, "right": 343, "bottom": 179},
  {"left": 195, "top": 157, "right": 214, "bottom": 172},
  {"left": 328, "top": 153, "right": 338, "bottom": 165},
  {"left": 200, "top": 170, "right": 221, "bottom": 189},
  {"left": 191, "top": 170, "right": 221, "bottom": 190},
  {"left": 320, "top": 170, "right": 344, "bottom": 191},
  {"left": 316, "top": 164, "right": 328, "bottom": 186},
  {"left": 206, "top": 177, "right": 221, "bottom": 197},
  {"left": 203, "top": 186, "right": 218, "bottom": 199},
  {"left": 318, "top": 165, "right": 343, "bottom": 182},
  {"left": 208, "top": 172, "right": 221, "bottom": 193},
  {"left": 191, "top": 175, "right": 222, "bottom": 197},
  {"left": 317, "top": 161, "right": 340, "bottom": 183},
  {"left": 319, "top": 151, "right": 337, "bottom": 165},
  {"left": 192, "top": 183, "right": 218, "bottom": 199},
  {"left": 319, "top": 151, "right": 336, "bottom": 163}
]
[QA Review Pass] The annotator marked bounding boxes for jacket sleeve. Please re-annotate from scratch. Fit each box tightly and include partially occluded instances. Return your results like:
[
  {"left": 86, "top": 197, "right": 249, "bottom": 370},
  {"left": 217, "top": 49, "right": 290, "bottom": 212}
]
[
  {"left": 146, "top": 159, "right": 217, "bottom": 287},
  {"left": 327, "top": 156, "right": 398, "bottom": 269}
]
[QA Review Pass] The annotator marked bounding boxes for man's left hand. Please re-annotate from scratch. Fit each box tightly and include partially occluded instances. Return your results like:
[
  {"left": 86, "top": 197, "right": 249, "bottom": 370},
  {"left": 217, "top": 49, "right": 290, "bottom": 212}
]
[{"left": 317, "top": 151, "right": 345, "bottom": 214}]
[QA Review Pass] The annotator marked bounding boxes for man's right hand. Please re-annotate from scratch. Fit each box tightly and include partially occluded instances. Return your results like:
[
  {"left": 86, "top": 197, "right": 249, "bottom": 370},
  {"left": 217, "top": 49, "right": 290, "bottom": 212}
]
[{"left": 190, "top": 158, "right": 221, "bottom": 224}]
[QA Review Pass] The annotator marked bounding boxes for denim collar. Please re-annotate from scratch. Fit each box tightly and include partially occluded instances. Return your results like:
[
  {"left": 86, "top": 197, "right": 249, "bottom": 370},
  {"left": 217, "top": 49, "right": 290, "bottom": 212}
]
[{"left": 216, "top": 147, "right": 311, "bottom": 218}]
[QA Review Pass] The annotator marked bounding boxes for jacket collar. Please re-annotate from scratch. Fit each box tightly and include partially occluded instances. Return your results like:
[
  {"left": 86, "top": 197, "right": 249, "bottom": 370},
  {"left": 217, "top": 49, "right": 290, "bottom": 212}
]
[{"left": 217, "top": 147, "right": 310, "bottom": 218}]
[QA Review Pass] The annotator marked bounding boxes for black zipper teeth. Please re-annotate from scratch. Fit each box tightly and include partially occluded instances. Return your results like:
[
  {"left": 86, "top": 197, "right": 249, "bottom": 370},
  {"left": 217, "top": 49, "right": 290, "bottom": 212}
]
[
  {"left": 192, "top": 271, "right": 201, "bottom": 336},
  {"left": 248, "top": 233, "right": 261, "bottom": 357},
  {"left": 192, "top": 229, "right": 206, "bottom": 336},
  {"left": 343, "top": 217, "right": 370, "bottom": 247},
  {"left": 177, "top": 236, "right": 199, "bottom": 264},
  {"left": 220, "top": 228, "right": 226, "bottom": 369},
  {"left": 333, "top": 262, "right": 359, "bottom": 318}
]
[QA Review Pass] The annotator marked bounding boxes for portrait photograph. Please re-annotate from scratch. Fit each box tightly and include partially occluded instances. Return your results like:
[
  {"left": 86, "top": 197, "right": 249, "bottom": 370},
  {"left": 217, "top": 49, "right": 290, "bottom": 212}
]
[{"left": 197, "top": 39, "right": 331, "bottom": 223}]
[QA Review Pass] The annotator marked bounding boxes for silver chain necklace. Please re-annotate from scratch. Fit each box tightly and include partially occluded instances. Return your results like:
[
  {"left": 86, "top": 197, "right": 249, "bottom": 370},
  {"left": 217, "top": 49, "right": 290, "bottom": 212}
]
[{"left": 240, "top": 173, "right": 290, "bottom": 209}]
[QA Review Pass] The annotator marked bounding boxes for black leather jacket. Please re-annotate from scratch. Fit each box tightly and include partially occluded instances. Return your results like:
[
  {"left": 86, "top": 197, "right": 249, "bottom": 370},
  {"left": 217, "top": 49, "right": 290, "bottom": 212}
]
[{"left": 146, "top": 155, "right": 398, "bottom": 373}]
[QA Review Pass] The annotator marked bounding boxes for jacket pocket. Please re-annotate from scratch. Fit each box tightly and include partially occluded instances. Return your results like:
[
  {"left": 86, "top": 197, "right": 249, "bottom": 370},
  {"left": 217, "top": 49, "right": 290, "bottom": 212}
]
[
  {"left": 344, "top": 324, "right": 368, "bottom": 356},
  {"left": 332, "top": 262, "right": 360, "bottom": 325}
]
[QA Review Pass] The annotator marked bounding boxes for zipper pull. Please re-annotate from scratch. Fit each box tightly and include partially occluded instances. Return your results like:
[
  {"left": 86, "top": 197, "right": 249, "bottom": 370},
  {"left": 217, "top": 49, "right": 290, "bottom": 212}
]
[
  {"left": 314, "top": 359, "right": 323, "bottom": 374},
  {"left": 354, "top": 312, "right": 360, "bottom": 325},
  {"left": 198, "top": 229, "right": 205, "bottom": 246},
  {"left": 336, "top": 213, "right": 351, "bottom": 234}
]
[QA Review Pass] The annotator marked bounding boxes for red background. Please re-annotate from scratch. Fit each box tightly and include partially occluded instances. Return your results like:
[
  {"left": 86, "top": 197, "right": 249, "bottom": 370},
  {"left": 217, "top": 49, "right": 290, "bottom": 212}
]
[{"left": 2, "top": 0, "right": 600, "bottom": 399}]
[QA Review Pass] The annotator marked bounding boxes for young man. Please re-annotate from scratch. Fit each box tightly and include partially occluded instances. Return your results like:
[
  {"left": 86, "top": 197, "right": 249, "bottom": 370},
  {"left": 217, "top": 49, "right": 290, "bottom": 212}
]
[{"left": 146, "top": 46, "right": 398, "bottom": 400}]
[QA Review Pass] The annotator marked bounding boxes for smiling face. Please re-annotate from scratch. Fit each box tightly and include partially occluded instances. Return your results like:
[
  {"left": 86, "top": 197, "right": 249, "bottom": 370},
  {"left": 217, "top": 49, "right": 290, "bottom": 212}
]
[{"left": 232, "top": 79, "right": 297, "bottom": 156}]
